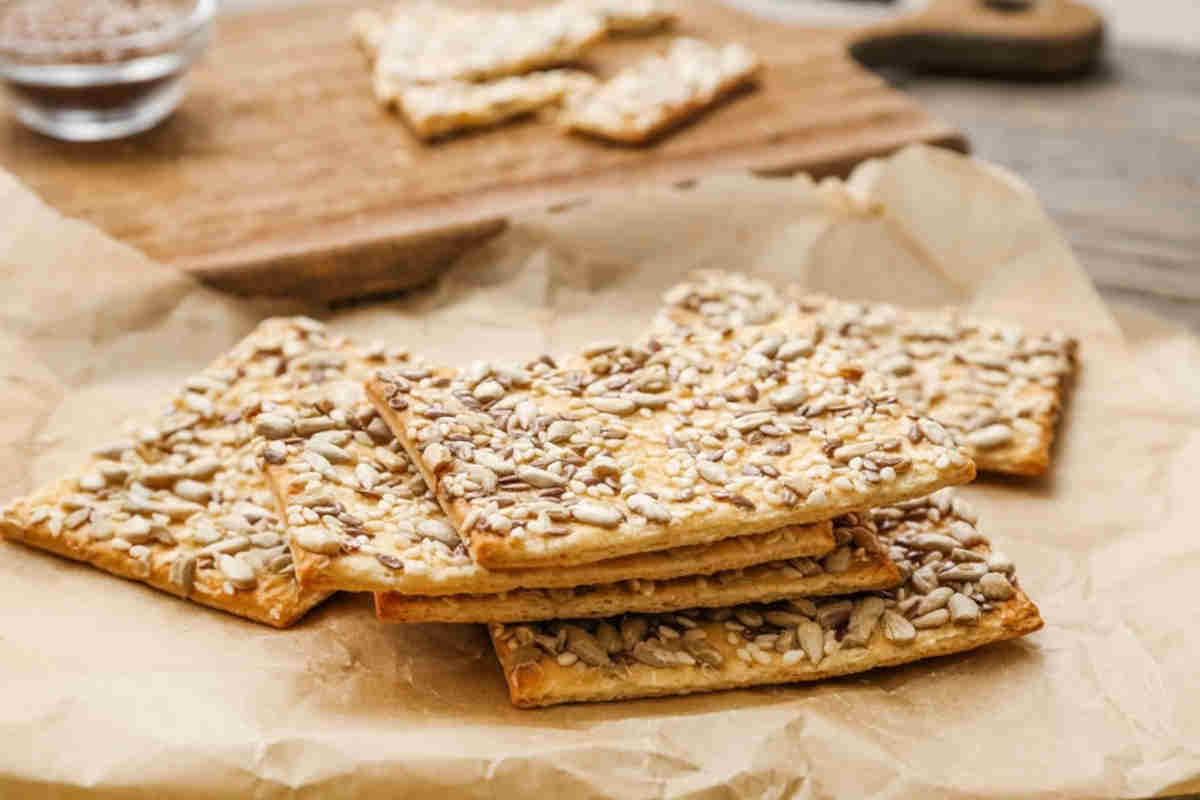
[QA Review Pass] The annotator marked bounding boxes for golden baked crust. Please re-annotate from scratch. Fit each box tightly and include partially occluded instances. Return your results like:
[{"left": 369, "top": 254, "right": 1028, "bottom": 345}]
[
  {"left": 490, "top": 489, "right": 1042, "bottom": 707},
  {"left": 656, "top": 272, "right": 1077, "bottom": 477},
  {"left": 0, "top": 317, "right": 359, "bottom": 627},
  {"left": 376, "top": 516, "right": 898, "bottom": 622},
  {"left": 368, "top": 329, "right": 974, "bottom": 570}
]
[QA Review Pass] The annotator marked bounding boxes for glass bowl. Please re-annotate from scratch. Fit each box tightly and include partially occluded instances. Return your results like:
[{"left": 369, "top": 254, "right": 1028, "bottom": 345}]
[{"left": 0, "top": 0, "right": 214, "bottom": 141}]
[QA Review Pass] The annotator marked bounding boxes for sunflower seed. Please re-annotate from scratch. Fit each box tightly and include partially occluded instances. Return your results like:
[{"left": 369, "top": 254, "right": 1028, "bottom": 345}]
[
  {"left": 763, "top": 610, "right": 808, "bottom": 627},
  {"left": 911, "top": 564, "right": 939, "bottom": 593},
  {"left": 570, "top": 501, "right": 622, "bottom": 528},
  {"left": 816, "top": 599, "right": 853, "bottom": 629},
  {"left": 417, "top": 519, "right": 460, "bottom": 546},
  {"left": 939, "top": 562, "right": 988, "bottom": 582},
  {"left": 948, "top": 593, "right": 981, "bottom": 624},
  {"left": 564, "top": 626, "right": 611, "bottom": 666},
  {"left": 912, "top": 608, "right": 950, "bottom": 629},
  {"left": 796, "top": 620, "right": 824, "bottom": 665},
  {"left": 682, "top": 637, "right": 724, "bottom": 666},
  {"left": 169, "top": 552, "right": 196, "bottom": 594},
  {"left": 844, "top": 596, "right": 886, "bottom": 647},
  {"left": 626, "top": 493, "right": 671, "bottom": 523},
  {"left": 979, "top": 572, "right": 1015, "bottom": 600},
  {"left": 696, "top": 461, "right": 728, "bottom": 485},
  {"left": 173, "top": 479, "right": 211, "bottom": 504},
  {"left": 255, "top": 413, "right": 295, "bottom": 439},
  {"left": 770, "top": 384, "right": 808, "bottom": 411},
  {"left": 915, "top": 586, "right": 954, "bottom": 616},
  {"left": 881, "top": 610, "right": 917, "bottom": 643},
  {"left": 620, "top": 617, "right": 648, "bottom": 650},
  {"left": 516, "top": 465, "right": 566, "bottom": 488},
  {"left": 588, "top": 397, "right": 637, "bottom": 415},
  {"left": 631, "top": 640, "right": 675, "bottom": 667},
  {"left": 294, "top": 526, "right": 341, "bottom": 554},
  {"left": 594, "top": 622, "right": 623, "bottom": 653},
  {"left": 218, "top": 554, "right": 257, "bottom": 590},
  {"left": 965, "top": 424, "right": 1014, "bottom": 449}
]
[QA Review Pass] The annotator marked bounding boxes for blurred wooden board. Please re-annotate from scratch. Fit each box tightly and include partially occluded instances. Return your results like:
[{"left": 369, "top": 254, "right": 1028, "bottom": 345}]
[{"left": 0, "top": 0, "right": 966, "bottom": 301}]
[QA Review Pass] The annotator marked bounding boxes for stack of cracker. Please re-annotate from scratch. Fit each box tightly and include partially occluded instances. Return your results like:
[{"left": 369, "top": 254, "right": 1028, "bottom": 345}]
[
  {"left": 351, "top": 0, "right": 762, "bottom": 142},
  {"left": 0, "top": 271, "right": 1074, "bottom": 708}
]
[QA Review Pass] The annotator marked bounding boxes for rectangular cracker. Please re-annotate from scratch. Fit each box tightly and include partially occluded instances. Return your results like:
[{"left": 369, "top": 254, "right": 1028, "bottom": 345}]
[
  {"left": 490, "top": 489, "right": 1043, "bottom": 707},
  {"left": 657, "top": 271, "right": 1077, "bottom": 476},
  {"left": 577, "top": 0, "right": 677, "bottom": 34},
  {"left": 560, "top": 38, "right": 761, "bottom": 144},
  {"left": 376, "top": 511, "right": 899, "bottom": 622},
  {"left": 369, "top": 3, "right": 606, "bottom": 87},
  {"left": 367, "top": 329, "right": 975, "bottom": 570},
  {"left": 0, "top": 317, "right": 365, "bottom": 628},
  {"left": 377, "top": 70, "right": 597, "bottom": 139},
  {"left": 269, "top": 371, "right": 835, "bottom": 595}
]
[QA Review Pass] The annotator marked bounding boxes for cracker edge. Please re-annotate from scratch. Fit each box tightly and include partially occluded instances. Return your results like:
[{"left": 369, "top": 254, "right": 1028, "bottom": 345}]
[{"left": 491, "top": 590, "right": 1043, "bottom": 708}]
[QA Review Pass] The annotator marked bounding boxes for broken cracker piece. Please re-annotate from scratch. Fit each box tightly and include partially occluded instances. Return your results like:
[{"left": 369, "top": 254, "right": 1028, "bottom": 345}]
[
  {"left": 561, "top": 37, "right": 761, "bottom": 143},
  {"left": 378, "top": 70, "right": 597, "bottom": 139}
]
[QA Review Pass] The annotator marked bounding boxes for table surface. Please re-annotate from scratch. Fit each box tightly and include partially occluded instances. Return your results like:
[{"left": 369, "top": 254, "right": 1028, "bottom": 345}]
[
  {"left": 78, "top": 2, "right": 1200, "bottom": 334},
  {"left": 904, "top": 44, "right": 1200, "bottom": 334}
]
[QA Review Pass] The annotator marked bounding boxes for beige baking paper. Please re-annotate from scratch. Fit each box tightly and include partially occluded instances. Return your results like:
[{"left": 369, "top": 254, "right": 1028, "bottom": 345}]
[{"left": 2, "top": 146, "right": 1198, "bottom": 799}]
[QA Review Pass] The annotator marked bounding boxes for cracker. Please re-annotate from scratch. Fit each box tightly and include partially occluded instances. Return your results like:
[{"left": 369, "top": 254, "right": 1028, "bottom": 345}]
[
  {"left": 490, "top": 489, "right": 1042, "bottom": 707},
  {"left": 377, "top": 70, "right": 597, "bottom": 139},
  {"left": 368, "top": 330, "right": 975, "bottom": 571},
  {"left": 657, "top": 272, "right": 1077, "bottom": 476},
  {"left": 577, "top": 0, "right": 677, "bottom": 34},
  {"left": 560, "top": 37, "right": 761, "bottom": 144},
  {"left": 376, "top": 512, "right": 898, "bottom": 622},
  {"left": 370, "top": 3, "right": 605, "bottom": 87},
  {"left": 273, "top": 376, "right": 835, "bottom": 595},
  {"left": 0, "top": 317, "right": 365, "bottom": 628}
]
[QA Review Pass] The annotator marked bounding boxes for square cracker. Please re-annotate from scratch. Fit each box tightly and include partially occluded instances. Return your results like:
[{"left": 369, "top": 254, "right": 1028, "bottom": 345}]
[
  {"left": 273, "top": 377, "right": 836, "bottom": 596},
  {"left": 490, "top": 489, "right": 1042, "bottom": 707},
  {"left": 376, "top": 511, "right": 900, "bottom": 622},
  {"left": 377, "top": 70, "right": 597, "bottom": 140},
  {"left": 560, "top": 38, "right": 762, "bottom": 144},
  {"left": 367, "top": 329, "right": 974, "bottom": 570},
  {"left": 0, "top": 317, "right": 367, "bottom": 627},
  {"left": 368, "top": 3, "right": 606, "bottom": 87},
  {"left": 657, "top": 272, "right": 1077, "bottom": 476}
]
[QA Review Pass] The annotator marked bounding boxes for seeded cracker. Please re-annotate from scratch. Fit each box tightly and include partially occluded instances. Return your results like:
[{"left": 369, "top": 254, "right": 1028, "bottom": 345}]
[
  {"left": 656, "top": 272, "right": 1077, "bottom": 476},
  {"left": 377, "top": 70, "right": 597, "bottom": 140},
  {"left": 368, "top": 2, "right": 606, "bottom": 87},
  {"left": 490, "top": 489, "right": 1043, "bottom": 707},
  {"left": 367, "top": 331, "right": 975, "bottom": 570},
  {"left": 376, "top": 512, "right": 899, "bottom": 622},
  {"left": 560, "top": 38, "right": 762, "bottom": 144},
  {"left": 573, "top": 0, "right": 677, "bottom": 34},
  {"left": 272, "top": 373, "right": 838, "bottom": 596},
  {"left": 0, "top": 318, "right": 375, "bottom": 627}
]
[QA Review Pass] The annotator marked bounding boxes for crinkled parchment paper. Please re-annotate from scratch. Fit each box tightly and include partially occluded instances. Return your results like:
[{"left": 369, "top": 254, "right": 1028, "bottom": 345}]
[{"left": 2, "top": 146, "right": 1198, "bottom": 799}]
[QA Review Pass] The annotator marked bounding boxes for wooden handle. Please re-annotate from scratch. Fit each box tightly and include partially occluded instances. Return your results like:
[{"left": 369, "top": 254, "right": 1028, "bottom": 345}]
[{"left": 847, "top": 0, "right": 1104, "bottom": 77}]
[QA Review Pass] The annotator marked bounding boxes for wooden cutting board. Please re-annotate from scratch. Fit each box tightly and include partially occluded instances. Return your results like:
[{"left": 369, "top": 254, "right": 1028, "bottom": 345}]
[{"left": 0, "top": 0, "right": 968, "bottom": 301}]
